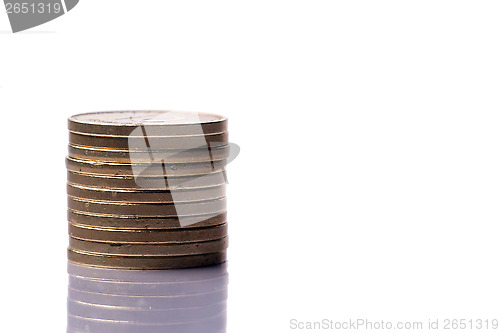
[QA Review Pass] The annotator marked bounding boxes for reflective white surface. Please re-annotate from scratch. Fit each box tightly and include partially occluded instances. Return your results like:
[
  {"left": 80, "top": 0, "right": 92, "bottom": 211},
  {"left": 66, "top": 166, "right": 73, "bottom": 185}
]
[{"left": 67, "top": 261, "right": 227, "bottom": 333}]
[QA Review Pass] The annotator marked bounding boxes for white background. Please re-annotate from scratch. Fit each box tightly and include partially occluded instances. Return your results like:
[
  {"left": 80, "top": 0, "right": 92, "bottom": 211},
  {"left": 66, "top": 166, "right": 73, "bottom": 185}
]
[{"left": 1, "top": 1, "right": 500, "bottom": 332}]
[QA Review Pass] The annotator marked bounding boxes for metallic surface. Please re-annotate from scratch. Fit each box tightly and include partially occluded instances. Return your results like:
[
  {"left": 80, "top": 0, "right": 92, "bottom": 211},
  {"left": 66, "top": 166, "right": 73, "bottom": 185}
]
[
  {"left": 67, "top": 183, "right": 226, "bottom": 203},
  {"left": 68, "top": 131, "right": 228, "bottom": 150},
  {"left": 69, "top": 236, "right": 228, "bottom": 255},
  {"left": 67, "top": 210, "right": 227, "bottom": 229},
  {"left": 66, "top": 110, "right": 230, "bottom": 269},
  {"left": 68, "top": 110, "right": 227, "bottom": 136},
  {"left": 68, "top": 143, "right": 230, "bottom": 163},
  {"left": 67, "top": 170, "right": 226, "bottom": 190},
  {"left": 68, "top": 223, "right": 228, "bottom": 243},
  {"left": 66, "top": 156, "right": 227, "bottom": 177},
  {"left": 68, "top": 260, "right": 228, "bottom": 281},
  {"left": 68, "top": 196, "right": 227, "bottom": 217},
  {"left": 68, "top": 249, "right": 227, "bottom": 269}
]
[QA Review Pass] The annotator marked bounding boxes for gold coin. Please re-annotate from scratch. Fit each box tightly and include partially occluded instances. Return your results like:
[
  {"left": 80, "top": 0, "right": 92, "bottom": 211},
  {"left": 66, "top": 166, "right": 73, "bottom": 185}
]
[
  {"left": 69, "top": 236, "right": 228, "bottom": 255},
  {"left": 68, "top": 144, "right": 230, "bottom": 163},
  {"left": 67, "top": 170, "right": 226, "bottom": 190},
  {"left": 67, "top": 183, "right": 226, "bottom": 203},
  {"left": 68, "top": 111, "right": 227, "bottom": 136},
  {"left": 67, "top": 111, "right": 231, "bottom": 270},
  {"left": 67, "top": 260, "right": 228, "bottom": 282},
  {"left": 67, "top": 210, "right": 227, "bottom": 229},
  {"left": 69, "top": 131, "right": 228, "bottom": 150},
  {"left": 66, "top": 156, "right": 226, "bottom": 177},
  {"left": 68, "top": 249, "right": 227, "bottom": 269},
  {"left": 68, "top": 196, "right": 226, "bottom": 217},
  {"left": 68, "top": 222, "right": 228, "bottom": 243}
]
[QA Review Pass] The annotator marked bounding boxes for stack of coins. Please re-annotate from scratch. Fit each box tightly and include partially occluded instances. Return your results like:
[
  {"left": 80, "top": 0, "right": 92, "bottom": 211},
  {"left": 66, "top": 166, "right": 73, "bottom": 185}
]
[
  {"left": 66, "top": 111, "right": 229, "bottom": 269},
  {"left": 67, "top": 261, "right": 228, "bottom": 332}
]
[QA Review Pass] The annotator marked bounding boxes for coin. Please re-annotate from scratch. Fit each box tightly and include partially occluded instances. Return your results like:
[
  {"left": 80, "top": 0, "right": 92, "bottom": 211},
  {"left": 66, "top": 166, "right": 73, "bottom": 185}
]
[
  {"left": 69, "top": 131, "right": 228, "bottom": 150},
  {"left": 68, "top": 111, "right": 227, "bottom": 136},
  {"left": 68, "top": 196, "right": 226, "bottom": 217},
  {"left": 67, "top": 260, "right": 228, "bottom": 282},
  {"left": 68, "top": 144, "right": 230, "bottom": 163},
  {"left": 67, "top": 111, "right": 231, "bottom": 270},
  {"left": 67, "top": 210, "right": 227, "bottom": 229},
  {"left": 68, "top": 223, "right": 228, "bottom": 243},
  {"left": 69, "top": 236, "right": 228, "bottom": 255},
  {"left": 66, "top": 156, "right": 227, "bottom": 177},
  {"left": 68, "top": 249, "right": 227, "bottom": 269},
  {"left": 67, "top": 183, "right": 226, "bottom": 203},
  {"left": 67, "top": 170, "right": 226, "bottom": 190}
]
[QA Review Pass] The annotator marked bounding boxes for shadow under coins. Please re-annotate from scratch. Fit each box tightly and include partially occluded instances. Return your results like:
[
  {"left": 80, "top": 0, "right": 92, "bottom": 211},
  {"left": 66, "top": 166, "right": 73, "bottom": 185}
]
[{"left": 67, "top": 261, "right": 228, "bottom": 333}]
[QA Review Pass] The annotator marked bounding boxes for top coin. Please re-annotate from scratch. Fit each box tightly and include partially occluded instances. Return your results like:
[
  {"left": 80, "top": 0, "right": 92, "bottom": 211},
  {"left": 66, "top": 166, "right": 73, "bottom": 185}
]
[{"left": 68, "top": 111, "right": 228, "bottom": 136}]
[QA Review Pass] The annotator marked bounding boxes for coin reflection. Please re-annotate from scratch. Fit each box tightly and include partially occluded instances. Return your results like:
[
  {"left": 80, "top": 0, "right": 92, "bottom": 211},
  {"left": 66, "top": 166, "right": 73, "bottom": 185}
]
[{"left": 67, "top": 261, "right": 228, "bottom": 333}]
